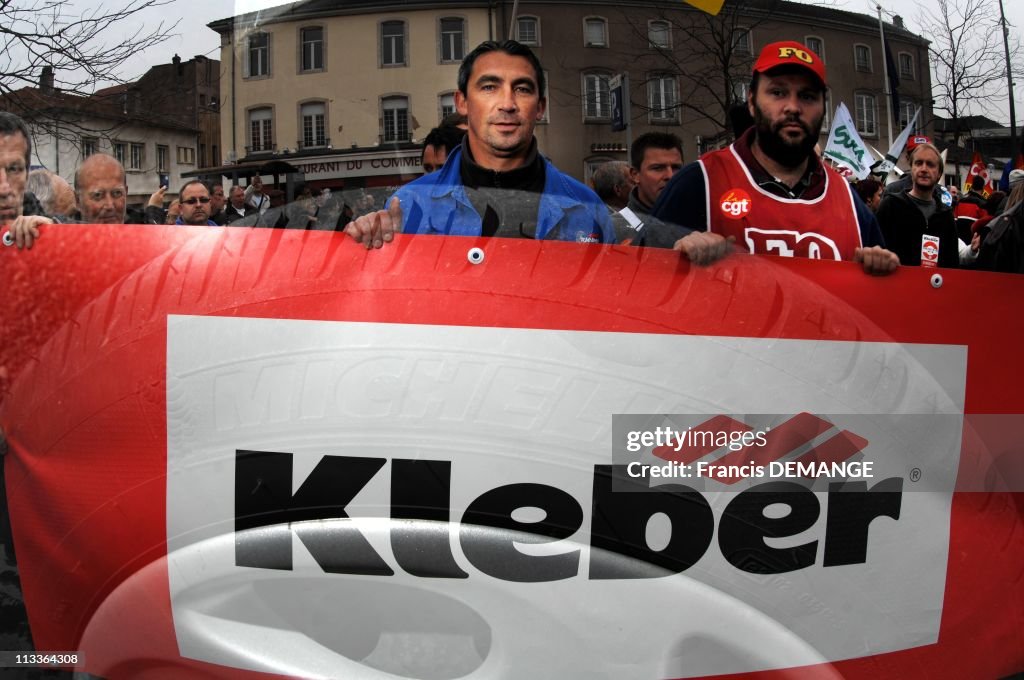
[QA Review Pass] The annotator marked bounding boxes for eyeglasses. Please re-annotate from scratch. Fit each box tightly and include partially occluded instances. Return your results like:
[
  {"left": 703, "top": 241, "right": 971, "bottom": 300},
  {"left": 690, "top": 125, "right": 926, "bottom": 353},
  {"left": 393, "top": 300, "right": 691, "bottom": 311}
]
[{"left": 181, "top": 197, "right": 211, "bottom": 205}]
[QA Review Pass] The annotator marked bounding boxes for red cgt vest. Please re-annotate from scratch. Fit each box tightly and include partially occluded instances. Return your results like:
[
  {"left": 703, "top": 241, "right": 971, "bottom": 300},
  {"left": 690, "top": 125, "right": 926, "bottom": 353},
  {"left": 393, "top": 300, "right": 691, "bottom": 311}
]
[{"left": 700, "top": 145, "right": 862, "bottom": 260}]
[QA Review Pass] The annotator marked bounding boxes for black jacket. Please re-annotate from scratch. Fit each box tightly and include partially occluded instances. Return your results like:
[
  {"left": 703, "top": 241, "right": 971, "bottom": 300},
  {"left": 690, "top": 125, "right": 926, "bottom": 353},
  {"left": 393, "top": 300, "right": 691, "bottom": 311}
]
[
  {"left": 976, "top": 201, "right": 1024, "bottom": 274},
  {"left": 22, "top": 192, "right": 48, "bottom": 217},
  {"left": 610, "top": 189, "right": 691, "bottom": 247},
  {"left": 224, "top": 204, "right": 249, "bottom": 223},
  {"left": 877, "top": 190, "right": 959, "bottom": 268}
]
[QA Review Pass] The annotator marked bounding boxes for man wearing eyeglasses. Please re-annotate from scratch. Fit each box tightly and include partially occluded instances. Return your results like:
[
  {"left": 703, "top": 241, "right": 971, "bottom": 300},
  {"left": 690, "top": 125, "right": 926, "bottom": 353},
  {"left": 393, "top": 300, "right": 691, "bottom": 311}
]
[
  {"left": 176, "top": 180, "right": 218, "bottom": 226},
  {"left": 0, "top": 112, "right": 53, "bottom": 249}
]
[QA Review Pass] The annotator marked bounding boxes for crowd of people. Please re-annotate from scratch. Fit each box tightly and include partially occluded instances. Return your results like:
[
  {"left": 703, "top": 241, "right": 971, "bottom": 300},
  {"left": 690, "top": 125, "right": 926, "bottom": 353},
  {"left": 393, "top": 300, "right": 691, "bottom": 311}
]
[
  {"left": 850, "top": 136, "right": 1024, "bottom": 271},
  {"left": 3, "top": 38, "right": 1023, "bottom": 273}
]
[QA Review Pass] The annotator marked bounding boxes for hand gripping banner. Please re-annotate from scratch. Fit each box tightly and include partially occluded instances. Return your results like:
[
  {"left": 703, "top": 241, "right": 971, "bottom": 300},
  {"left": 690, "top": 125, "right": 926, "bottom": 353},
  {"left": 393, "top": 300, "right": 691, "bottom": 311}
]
[{"left": 0, "top": 225, "right": 1021, "bottom": 679}]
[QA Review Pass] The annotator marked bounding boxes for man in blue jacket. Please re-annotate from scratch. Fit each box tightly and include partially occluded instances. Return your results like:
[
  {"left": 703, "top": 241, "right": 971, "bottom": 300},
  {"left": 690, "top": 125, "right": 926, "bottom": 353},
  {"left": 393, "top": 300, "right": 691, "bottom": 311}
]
[
  {"left": 345, "top": 40, "right": 729, "bottom": 263},
  {"left": 175, "top": 180, "right": 220, "bottom": 226},
  {"left": 346, "top": 40, "right": 611, "bottom": 246}
]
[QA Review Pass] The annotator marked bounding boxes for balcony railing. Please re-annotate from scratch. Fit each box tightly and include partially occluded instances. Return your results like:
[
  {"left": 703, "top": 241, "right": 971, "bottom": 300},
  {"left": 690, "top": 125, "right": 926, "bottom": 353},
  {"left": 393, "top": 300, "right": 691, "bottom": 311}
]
[
  {"left": 297, "top": 138, "right": 332, "bottom": 150},
  {"left": 245, "top": 143, "right": 276, "bottom": 155}
]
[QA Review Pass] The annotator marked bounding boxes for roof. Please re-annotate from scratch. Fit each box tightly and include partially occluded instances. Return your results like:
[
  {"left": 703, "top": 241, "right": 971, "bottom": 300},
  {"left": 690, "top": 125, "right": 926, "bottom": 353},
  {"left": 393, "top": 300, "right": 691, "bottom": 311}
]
[
  {"left": 93, "top": 83, "right": 132, "bottom": 97},
  {"left": 758, "top": 0, "right": 923, "bottom": 43},
  {"left": 181, "top": 159, "right": 303, "bottom": 179},
  {"left": 934, "top": 115, "right": 1008, "bottom": 132},
  {"left": 209, "top": 0, "right": 489, "bottom": 32},
  {"left": 1, "top": 87, "right": 199, "bottom": 133},
  {"left": 208, "top": 0, "right": 925, "bottom": 44}
]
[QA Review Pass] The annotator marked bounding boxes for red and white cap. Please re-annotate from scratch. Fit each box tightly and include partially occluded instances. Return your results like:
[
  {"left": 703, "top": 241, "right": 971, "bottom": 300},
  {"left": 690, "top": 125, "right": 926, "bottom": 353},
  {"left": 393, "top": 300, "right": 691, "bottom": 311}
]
[
  {"left": 906, "top": 135, "right": 932, "bottom": 150},
  {"left": 753, "top": 41, "right": 827, "bottom": 88}
]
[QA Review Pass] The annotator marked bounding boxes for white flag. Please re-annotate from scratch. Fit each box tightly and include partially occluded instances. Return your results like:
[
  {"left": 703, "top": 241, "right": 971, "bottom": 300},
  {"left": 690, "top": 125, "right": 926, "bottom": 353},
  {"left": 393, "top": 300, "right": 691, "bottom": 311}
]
[
  {"left": 823, "top": 103, "right": 873, "bottom": 180},
  {"left": 872, "top": 107, "right": 921, "bottom": 176},
  {"left": 868, "top": 144, "right": 903, "bottom": 185}
]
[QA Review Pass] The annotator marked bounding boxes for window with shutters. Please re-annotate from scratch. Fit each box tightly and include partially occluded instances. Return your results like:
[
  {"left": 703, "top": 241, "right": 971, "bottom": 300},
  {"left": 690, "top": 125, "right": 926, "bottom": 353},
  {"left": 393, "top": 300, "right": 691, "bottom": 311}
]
[{"left": 582, "top": 72, "right": 611, "bottom": 119}]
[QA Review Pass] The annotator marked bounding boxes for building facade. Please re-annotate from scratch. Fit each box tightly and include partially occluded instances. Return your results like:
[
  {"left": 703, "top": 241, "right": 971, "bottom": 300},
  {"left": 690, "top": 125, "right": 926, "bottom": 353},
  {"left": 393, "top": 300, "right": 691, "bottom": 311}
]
[
  {"left": 3, "top": 56, "right": 222, "bottom": 205},
  {"left": 209, "top": 0, "right": 494, "bottom": 189},
  {"left": 208, "top": 0, "right": 932, "bottom": 188},
  {"left": 128, "top": 55, "right": 223, "bottom": 171},
  {"left": 933, "top": 115, "right": 1019, "bottom": 187},
  {"left": 30, "top": 114, "right": 199, "bottom": 205}
]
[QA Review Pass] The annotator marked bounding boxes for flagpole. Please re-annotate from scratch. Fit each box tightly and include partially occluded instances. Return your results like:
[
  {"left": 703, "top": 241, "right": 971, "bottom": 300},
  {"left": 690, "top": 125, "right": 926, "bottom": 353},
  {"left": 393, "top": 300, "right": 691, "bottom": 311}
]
[
  {"left": 877, "top": 4, "right": 894, "bottom": 149},
  {"left": 509, "top": 0, "right": 520, "bottom": 38},
  {"left": 997, "top": 0, "right": 1017, "bottom": 160}
]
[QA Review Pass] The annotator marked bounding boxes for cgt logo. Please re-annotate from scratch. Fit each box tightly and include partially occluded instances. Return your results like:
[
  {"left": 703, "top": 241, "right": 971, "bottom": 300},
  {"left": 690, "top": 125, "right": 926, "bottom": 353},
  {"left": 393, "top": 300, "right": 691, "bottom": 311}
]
[
  {"left": 234, "top": 451, "right": 903, "bottom": 582},
  {"left": 719, "top": 189, "right": 752, "bottom": 219}
]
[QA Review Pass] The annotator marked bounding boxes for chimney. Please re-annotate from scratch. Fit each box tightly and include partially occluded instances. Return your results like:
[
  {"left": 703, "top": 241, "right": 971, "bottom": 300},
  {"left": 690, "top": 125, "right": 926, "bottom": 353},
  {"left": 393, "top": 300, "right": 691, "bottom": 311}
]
[
  {"left": 894, "top": 15, "right": 904, "bottom": 29},
  {"left": 40, "top": 65, "right": 54, "bottom": 94},
  {"left": 173, "top": 53, "right": 183, "bottom": 76}
]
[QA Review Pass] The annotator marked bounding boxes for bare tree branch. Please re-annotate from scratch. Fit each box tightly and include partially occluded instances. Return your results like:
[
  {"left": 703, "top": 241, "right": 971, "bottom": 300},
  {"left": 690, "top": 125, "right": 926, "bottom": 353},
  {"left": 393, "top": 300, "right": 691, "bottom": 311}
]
[
  {"left": 0, "top": 0, "right": 179, "bottom": 97},
  {"left": 0, "top": 0, "right": 184, "bottom": 153},
  {"left": 919, "top": 0, "right": 1012, "bottom": 125},
  {"left": 605, "top": 0, "right": 783, "bottom": 142}
]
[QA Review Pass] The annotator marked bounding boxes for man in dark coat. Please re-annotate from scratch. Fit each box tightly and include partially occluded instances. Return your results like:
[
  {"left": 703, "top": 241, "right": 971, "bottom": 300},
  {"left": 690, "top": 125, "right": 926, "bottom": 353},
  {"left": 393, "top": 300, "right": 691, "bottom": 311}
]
[{"left": 876, "top": 142, "right": 959, "bottom": 268}]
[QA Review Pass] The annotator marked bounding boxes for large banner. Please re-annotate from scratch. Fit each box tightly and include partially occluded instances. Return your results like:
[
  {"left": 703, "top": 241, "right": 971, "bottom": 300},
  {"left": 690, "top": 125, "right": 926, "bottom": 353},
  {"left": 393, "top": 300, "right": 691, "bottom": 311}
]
[{"left": 0, "top": 225, "right": 1021, "bottom": 679}]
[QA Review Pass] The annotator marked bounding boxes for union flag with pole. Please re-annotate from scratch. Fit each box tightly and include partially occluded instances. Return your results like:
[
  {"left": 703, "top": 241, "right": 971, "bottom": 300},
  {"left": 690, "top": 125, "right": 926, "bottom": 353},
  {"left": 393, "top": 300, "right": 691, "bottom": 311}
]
[{"left": 963, "top": 151, "right": 992, "bottom": 196}]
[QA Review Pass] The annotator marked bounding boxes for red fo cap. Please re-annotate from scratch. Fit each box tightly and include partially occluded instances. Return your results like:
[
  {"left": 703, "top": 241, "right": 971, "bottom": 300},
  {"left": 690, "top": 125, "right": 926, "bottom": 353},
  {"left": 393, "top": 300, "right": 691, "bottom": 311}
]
[
  {"left": 753, "top": 41, "right": 827, "bottom": 88},
  {"left": 906, "top": 135, "right": 932, "bottom": 150}
]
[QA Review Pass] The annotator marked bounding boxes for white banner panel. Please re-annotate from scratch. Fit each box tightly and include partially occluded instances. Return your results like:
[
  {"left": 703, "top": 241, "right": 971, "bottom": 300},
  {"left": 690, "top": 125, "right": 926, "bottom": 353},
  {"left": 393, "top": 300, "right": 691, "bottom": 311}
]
[{"left": 167, "top": 316, "right": 965, "bottom": 679}]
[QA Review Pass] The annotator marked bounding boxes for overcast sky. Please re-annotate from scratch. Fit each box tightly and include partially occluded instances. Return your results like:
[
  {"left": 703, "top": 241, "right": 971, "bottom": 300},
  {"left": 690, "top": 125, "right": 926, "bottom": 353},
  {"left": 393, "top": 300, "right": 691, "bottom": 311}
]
[{"left": 97, "top": 0, "right": 1024, "bottom": 125}]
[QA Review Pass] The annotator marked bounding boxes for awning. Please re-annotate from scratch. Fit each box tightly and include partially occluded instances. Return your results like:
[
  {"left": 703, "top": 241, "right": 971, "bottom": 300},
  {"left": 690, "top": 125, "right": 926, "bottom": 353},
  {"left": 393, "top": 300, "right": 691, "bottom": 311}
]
[{"left": 181, "top": 159, "right": 303, "bottom": 180}]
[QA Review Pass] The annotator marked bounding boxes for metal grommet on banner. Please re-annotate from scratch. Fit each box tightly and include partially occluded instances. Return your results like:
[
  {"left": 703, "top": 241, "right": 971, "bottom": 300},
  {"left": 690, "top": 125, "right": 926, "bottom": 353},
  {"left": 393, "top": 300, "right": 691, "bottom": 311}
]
[
  {"left": 2, "top": 230, "right": 13, "bottom": 247},
  {"left": 930, "top": 273, "right": 943, "bottom": 289},
  {"left": 467, "top": 247, "right": 485, "bottom": 265}
]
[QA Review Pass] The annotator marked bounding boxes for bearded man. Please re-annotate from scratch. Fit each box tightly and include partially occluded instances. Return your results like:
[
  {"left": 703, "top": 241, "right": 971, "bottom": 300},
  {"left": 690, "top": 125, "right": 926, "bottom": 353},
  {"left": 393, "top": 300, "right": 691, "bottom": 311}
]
[
  {"left": 652, "top": 41, "right": 898, "bottom": 274},
  {"left": 876, "top": 142, "right": 959, "bottom": 267}
]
